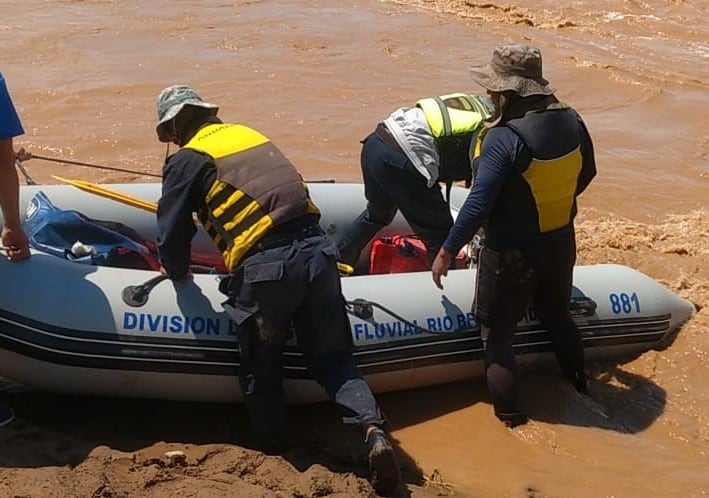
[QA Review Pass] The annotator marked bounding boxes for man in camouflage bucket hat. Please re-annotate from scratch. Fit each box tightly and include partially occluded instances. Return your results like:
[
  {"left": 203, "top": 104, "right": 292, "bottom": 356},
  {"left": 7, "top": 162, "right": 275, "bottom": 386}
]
[
  {"left": 153, "top": 85, "right": 401, "bottom": 495},
  {"left": 432, "top": 44, "right": 597, "bottom": 428},
  {"left": 468, "top": 44, "right": 555, "bottom": 97},
  {"left": 155, "top": 85, "right": 219, "bottom": 143}
]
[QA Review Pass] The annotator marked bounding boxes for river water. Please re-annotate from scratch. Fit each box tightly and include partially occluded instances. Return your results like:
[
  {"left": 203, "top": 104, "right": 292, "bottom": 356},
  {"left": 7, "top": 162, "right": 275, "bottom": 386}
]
[{"left": 1, "top": 1, "right": 708, "bottom": 497}]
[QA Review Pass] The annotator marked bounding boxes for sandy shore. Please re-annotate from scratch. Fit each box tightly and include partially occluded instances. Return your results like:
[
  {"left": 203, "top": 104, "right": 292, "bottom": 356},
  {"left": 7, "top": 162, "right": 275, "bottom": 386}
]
[{"left": 0, "top": 389, "right": 466, "bottom": 498}]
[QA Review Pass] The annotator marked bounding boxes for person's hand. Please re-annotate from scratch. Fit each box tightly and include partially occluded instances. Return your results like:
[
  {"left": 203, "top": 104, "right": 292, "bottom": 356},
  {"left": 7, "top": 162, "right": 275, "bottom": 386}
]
[
  {"left": 15, "top": 148, "right": 31, "bottom": 162},
  {"left": 1, "top": 225, "right": 31, "bottom": 262},
  {"left": 431, "top": 248, "right": 452, "bottom": 290}
]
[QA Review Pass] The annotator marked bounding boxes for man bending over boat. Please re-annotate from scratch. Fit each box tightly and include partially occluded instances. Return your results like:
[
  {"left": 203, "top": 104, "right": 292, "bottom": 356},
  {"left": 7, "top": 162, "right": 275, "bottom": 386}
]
[
  {"left": 152, "top": 85, "right": 400, "bottom": 495},
  {"left": 0, "top": 70, "right": 31, "bottom": 428},
  {"left": 432, "top": 45, "right": 597, "bottom": 428},
  {"left": 337, "top": 91, "right": 492, "bottom": 269}
]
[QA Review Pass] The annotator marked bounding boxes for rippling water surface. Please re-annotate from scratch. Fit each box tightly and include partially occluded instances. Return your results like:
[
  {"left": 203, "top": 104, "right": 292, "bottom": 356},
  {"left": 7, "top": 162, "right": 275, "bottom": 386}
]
[{"left": 1, "top": 1, "right": 708, "bottom": 497}]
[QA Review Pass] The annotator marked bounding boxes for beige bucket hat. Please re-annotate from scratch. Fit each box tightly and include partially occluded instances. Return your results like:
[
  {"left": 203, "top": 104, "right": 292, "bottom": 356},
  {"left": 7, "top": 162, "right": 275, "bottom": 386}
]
[{"left": 469, "top": 44, "right": 555, "bottom": 97}]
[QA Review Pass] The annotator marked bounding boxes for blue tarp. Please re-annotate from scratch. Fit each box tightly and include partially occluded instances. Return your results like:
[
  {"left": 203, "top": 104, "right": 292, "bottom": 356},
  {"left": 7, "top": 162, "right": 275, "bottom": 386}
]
[{"left": 23, "top": 190, "right": 160, "bottom": 270}]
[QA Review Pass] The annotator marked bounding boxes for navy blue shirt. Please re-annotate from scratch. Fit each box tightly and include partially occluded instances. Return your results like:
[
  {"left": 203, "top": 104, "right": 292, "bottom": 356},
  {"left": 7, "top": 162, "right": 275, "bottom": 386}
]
[
  {"left": 156, "top": 148, "right": 216, "bottom": 278},
  {"left": 442, "top": 115, "right": 596, "bottom": 254}
]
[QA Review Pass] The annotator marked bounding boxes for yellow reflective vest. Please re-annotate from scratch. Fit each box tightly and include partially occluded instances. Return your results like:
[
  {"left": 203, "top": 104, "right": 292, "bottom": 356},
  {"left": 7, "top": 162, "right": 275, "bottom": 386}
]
[{"left": 415, "top": 93, "right": 491, "bottom": 186}]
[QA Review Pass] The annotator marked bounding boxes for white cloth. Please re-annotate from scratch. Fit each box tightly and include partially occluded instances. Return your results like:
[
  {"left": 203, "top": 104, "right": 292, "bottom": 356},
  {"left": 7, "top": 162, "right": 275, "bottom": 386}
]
[{"left": 383, "top": 107, "right": 440, "bottom": 188}]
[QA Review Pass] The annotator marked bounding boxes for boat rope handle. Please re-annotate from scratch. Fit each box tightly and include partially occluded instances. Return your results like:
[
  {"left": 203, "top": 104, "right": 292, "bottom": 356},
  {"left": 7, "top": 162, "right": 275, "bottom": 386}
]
[
  {"left": 569, "top": 296, "right": 597, "bottom": 316},
  {"left": 346, "top": 298, "right": 457, "bottom": 336},
  {"left": 346, "top": 295, "right": 599, "bottom": 335}
]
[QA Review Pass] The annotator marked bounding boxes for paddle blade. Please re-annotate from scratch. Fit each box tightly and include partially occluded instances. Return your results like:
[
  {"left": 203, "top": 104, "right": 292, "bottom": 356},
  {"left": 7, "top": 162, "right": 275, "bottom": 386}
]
[{"left": 52, "top": 176, "right": 158, "bottom": 213}]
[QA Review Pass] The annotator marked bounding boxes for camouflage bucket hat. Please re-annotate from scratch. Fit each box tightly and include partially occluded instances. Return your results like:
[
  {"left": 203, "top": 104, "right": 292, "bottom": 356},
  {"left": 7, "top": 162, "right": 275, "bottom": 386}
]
[
  {"left": 155, "top": 85, "right": 219, "bottom": 142},
  {"left": 469, "top": 45, "right": 555, "bottom": 98}
]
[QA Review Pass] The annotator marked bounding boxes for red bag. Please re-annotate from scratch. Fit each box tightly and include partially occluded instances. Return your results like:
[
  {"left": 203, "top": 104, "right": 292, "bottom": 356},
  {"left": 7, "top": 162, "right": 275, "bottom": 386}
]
[{"left": 369, "top": 235, "right": 468, "bottom": 274}]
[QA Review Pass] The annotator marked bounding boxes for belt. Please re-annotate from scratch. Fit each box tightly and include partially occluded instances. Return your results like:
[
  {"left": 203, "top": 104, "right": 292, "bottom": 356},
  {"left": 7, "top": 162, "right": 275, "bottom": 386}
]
[
  {"left": 374, "top": 123, "right": 404, "bottom": 154},
  {"left": 243, "top": 222, "right": 324, "bottom": 259}
]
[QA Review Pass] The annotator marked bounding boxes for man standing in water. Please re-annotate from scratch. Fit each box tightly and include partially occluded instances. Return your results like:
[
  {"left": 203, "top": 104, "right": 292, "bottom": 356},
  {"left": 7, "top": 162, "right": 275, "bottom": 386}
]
[
  {"left": 432, "top": 45, "right": 597, "bottom": 427},
  {"left": 0, "top": 71, "right": 31, "bottom": 427},
  {"left": 153, "top": 85, "right": 400, "bottom": 494}
]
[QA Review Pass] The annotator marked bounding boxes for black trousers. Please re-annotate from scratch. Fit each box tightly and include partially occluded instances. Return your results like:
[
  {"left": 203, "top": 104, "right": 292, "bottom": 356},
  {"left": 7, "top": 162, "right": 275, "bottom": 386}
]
[
  {"left": 473, "top": 230, "right": 585, "bottom": 416},
  {"left": 337, "top": 131, "right": 453, "bottom": 267},
  {"left": 222, "top": 233, "right": 386, "bottom": 443}
]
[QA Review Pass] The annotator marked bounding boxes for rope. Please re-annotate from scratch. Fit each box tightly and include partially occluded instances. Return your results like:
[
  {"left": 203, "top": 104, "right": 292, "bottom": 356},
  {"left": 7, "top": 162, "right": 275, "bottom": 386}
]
[
  {"left": 345, "top": 296, "right": 596, "bottom": 336},
  {"left": 25, "top": 154, "right": 162, "bottom": 178},
  {"left": 20, "top": 153, "right": 338, "bottom": 183},
  {"left": 346, "top": 298, "right": 466, "bottom": 336},
  {"left": 15, "top": 159, "right": 37, "bottom": 185}
]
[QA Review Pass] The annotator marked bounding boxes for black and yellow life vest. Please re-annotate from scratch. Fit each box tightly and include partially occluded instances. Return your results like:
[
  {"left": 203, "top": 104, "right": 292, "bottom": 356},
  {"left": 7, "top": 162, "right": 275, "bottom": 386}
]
[
  {"left": 473, "top": 103, "right": 583, "bottom": 237},
  {"left": 415, "top": 93, "right": 491, "bottom": 187},
  {"left": 183, "top": 123, "right": 319, "bottom": 270}
]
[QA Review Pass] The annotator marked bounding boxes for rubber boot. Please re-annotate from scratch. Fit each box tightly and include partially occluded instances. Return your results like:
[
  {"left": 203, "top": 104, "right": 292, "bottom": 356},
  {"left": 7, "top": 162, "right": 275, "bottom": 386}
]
[
  {"left": 336, "top": 211, "right": 384, "bottom": 267},
  {"left": 365, "top": 427, "right": 401, "bottom": 495},
  {"left": 564, "top": 368, "right": 589, "bottom": 395}
]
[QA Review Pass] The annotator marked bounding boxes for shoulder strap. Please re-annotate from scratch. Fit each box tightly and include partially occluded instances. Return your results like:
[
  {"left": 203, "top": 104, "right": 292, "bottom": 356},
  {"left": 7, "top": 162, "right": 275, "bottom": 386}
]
[{"left": 432, "top": 96, "right": 453, "bottom": 137}]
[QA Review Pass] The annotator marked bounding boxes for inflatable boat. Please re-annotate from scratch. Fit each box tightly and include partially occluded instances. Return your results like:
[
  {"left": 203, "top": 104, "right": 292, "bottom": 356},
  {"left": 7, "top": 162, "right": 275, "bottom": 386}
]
[{"left": 0, "top": 183, "right": 695, "bottom": 403}]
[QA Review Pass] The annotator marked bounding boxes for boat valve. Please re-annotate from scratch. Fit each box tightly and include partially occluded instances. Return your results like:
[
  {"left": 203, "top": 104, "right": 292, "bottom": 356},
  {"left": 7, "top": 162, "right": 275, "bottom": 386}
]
[{"left": 122, "top": 274, "right": 169, "bottom": 308}]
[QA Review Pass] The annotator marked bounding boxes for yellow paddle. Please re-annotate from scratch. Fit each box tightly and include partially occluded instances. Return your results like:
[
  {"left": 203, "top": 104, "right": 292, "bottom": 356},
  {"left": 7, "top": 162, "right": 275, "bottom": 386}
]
[
  {"left": 52, "top": 176, "right": 158, "bottom": 213},
  {"left": 51, "top": 176, "right": 355, "bottom": 275}
]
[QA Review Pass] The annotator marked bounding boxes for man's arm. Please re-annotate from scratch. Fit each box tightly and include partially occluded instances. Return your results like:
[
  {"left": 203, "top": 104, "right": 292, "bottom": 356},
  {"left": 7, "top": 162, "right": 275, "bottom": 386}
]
[
  {"left": 0, "top": 138, "right": 21, "bottom": 230},
  {"left": 576, "top": 115, "right": 597, "bottom": 195},
  {"left": 156, "top": 152, "right": 202, "bottom": 278},
  {"left": 432, "top": 127, "right": 516, "bottom": 288},
  {"left": 442, "top": 127, "right": 515, "bottom": 255},
  {"left": 0, "top": 137, "right": 30, "bottom": 261}
]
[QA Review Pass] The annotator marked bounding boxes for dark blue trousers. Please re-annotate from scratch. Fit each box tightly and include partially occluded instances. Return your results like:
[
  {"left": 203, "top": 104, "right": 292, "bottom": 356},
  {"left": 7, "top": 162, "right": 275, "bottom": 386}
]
[
  {"left": 222, "top": 233, "right": 386, "bottom": 443},
  {"left": 337, "top": 132, "right": 453, "bottom": 266}
]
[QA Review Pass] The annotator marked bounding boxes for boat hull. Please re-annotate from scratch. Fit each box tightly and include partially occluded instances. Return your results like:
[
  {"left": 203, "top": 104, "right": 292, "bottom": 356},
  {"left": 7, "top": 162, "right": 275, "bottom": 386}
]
[{"left": 0, "top": 184, "right": 695, "bottom": 403}]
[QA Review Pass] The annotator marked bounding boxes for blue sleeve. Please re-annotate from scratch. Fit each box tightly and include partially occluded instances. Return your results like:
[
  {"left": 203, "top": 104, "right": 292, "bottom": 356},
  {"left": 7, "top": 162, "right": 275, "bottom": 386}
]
[
  {"left": 442, "top": 127, "right": 518, "bottom": 254},
  {"left": 0, "top": 73, "right": 24, "bottom": 139},
  {"left": 156, "top": 150, "right": 208, "bottom": 278},
  {"left": 575, "top": 114, "right": 597, "bottom": 195}
]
